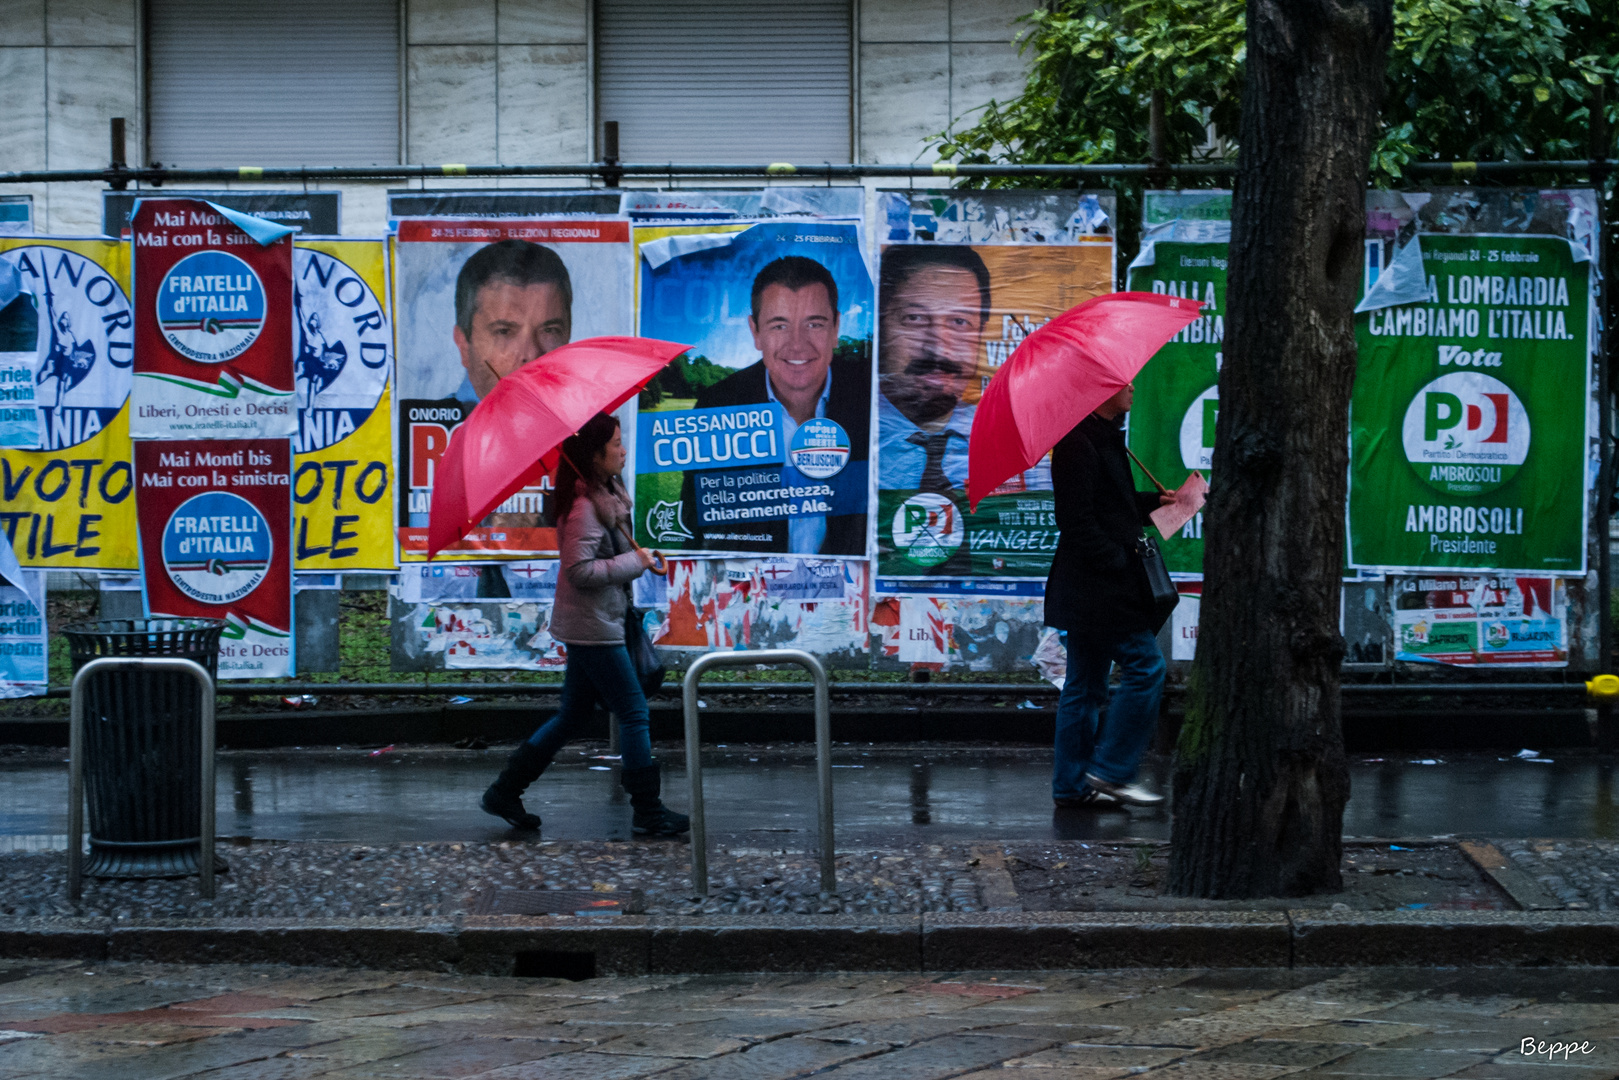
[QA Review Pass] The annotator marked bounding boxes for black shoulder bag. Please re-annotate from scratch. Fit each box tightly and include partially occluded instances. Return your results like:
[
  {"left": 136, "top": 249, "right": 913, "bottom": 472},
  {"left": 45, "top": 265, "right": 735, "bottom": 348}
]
[{"left": 1135, "top": 534, "right": 1180, "bottom": 633}]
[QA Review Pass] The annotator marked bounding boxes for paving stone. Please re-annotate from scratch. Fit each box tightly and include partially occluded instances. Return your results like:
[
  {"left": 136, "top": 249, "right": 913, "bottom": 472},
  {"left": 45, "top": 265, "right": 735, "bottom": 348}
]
[
  {"left": 476, "top": 1051, "right": 690, "bottom": 1078},
  {"left": 1289, "top": 1046, "right": 1492, "bottom": 1077},
  {"left": 314, "top": 1034, "right": 570, "bottom": 1077},
  {"left": 792, "top": 1033, "right": 1051, "bottom": 1077},
  {"left": 1277, "top": 1020, "right": 1435, "bottom": 1045},
  {"left": 1195, "top": 1040, "right": 1366, "bottom": 1066},
  {"left": 581, "top": 1018, "right": 754, "bottom": 1059},
  {"left": 645, "top": 1034, "right": 888, "bottom": 1079},
  {"left": 1010, "top": 1042, "right": 1185, "bottom": 1069}
]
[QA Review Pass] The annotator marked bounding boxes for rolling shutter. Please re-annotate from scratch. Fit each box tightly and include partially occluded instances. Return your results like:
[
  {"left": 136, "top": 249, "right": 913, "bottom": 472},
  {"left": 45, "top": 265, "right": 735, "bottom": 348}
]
[
  {"left": 147, "top": 0, "right": 399, "bottom": 167},
  {"left": 597, "top": 0, "right": 851, "bottom": 164}
]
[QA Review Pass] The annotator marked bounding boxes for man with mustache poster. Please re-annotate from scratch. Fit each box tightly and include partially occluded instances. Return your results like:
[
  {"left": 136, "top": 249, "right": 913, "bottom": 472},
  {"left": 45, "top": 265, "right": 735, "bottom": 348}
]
[{"left": 876, "top": 238, "right": 1113, "bottom": 584}]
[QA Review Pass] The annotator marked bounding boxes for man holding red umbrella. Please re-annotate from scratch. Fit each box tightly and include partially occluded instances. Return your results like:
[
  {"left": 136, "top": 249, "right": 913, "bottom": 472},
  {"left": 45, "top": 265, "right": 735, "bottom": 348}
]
[{"left": 1045, "top": 381, "right": 1174, "bottom": 809}]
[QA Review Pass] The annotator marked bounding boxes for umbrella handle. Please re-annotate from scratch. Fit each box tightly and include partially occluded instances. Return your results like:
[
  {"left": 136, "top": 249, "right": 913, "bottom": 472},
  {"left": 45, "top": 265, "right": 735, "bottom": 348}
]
[
  {"left": 617, "top": 521, "right": 667, "bottom": 576},
  {"left": 1123, "top": 445, "right": 1170, "bottom": 495}
]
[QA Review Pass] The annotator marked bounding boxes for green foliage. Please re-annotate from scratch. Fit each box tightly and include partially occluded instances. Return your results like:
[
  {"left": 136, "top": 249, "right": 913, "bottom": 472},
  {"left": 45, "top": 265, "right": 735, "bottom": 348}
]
[
  {"left": 934, "top": 0, "right": 1619, "bottom": 185},
  {"left": 639, "top": 353, "right": 733, "bottom": 408}
]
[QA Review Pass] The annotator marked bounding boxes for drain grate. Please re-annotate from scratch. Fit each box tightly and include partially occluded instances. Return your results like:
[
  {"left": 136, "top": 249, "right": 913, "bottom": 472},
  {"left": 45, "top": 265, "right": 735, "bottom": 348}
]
[{"left": 470, "top": 888, "right": 644, "bottom": 916}]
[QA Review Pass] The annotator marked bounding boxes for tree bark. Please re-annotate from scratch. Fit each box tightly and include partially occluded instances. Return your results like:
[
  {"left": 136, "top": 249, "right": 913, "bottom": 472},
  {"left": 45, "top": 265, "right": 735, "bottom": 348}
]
[{"left": 1167, "top": 0, "right": 1393, "bottom": 898}]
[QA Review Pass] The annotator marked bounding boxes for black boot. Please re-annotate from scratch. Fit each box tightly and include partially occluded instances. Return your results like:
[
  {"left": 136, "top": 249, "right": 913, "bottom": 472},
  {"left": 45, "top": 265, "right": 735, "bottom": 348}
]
[
  {"left": 481, "top": 742, "right": 547, "bottom": 829},
  {"left": 621, "top": 764, "right": 689, "bottom": 837}
]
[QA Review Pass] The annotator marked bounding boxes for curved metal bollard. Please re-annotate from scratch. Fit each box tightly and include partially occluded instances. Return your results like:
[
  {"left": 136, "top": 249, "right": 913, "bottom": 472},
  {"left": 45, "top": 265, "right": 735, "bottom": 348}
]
[
  {"left": 69, "top": 657, "right": 217, "bottom": 902},
  {"left": 683, "top": 649, "right": 832, "bottom": 898}
]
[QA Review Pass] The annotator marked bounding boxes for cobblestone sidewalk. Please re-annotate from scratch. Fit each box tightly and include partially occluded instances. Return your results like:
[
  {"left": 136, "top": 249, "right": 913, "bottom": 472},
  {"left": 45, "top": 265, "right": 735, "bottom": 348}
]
[{"left": 0, "top": 961, "right": 1615, "bottom": 1079}]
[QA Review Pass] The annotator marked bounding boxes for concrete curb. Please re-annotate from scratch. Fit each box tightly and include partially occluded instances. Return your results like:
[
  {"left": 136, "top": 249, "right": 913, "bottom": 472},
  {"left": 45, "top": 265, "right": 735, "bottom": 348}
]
[{"left": 3, "top": 910, "right": 1617, "bottom": 974}]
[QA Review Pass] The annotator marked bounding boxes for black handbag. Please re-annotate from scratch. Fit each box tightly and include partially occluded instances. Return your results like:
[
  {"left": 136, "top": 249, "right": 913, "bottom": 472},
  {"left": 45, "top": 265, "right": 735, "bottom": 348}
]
[
  {"left": 623, "top": 594, "right": 666, "bottom": 694},
  {"left": 1135, "top": 534, "right": 1181, "bottom": 633}
]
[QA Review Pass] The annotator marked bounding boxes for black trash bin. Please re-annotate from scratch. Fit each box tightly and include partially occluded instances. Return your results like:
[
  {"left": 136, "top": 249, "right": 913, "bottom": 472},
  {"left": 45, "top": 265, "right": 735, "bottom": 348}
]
[{"left": 64, "top": 618, "right": 225, "bottom": 878}]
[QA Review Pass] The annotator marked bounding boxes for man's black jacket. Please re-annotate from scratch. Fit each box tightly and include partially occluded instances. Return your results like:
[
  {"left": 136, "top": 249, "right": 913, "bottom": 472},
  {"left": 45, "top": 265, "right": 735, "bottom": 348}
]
[
  {"left": 677, "top": 357, "right": 870, "bottom": 555},
  {"left": 1044, "top": 412, "right": 1162, "bottom": 638}
]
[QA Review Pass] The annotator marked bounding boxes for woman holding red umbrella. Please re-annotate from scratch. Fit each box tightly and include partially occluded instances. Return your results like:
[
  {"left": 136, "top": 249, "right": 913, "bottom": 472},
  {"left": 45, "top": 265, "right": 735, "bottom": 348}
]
[{"left": 480, "top": 412, "right": 690, "bottom": 837}]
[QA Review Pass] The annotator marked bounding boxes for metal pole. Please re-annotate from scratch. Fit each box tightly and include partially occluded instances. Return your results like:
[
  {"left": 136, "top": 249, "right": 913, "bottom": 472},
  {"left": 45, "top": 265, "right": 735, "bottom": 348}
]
[
  {"left": 67, "top": 657, "right": 217, "bottom": 902},
  {"left": 682, "top": 648, "right": 835, "bottom": 897}
]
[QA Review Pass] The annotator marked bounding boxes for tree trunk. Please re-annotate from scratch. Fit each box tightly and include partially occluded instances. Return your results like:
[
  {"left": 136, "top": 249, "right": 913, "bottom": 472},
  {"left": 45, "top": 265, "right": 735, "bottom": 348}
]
[{"left": 1167, "top": 0, "right": 1393, "bottom": 898}]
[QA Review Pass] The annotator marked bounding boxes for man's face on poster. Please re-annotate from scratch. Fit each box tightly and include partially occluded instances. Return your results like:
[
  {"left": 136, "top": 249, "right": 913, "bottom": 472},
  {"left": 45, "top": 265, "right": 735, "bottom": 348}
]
[
  {"left": 879, "top": 266, "right": 986, "bottom": 427},
  {"left": 749, "top": 282, "right": 839, "bottom": 401},
  {"left": 454, "top": 279, "right": 571, "bottom": 400}
]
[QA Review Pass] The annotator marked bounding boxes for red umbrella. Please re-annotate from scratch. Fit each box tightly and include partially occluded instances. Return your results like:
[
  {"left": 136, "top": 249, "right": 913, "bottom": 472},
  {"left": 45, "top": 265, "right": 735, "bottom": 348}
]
[
  {"left": 427, "top": 336, "right": 690, "bottom": 557},
  {"left": 967, "top": 292, "right": 1204, "bottom": 509}
]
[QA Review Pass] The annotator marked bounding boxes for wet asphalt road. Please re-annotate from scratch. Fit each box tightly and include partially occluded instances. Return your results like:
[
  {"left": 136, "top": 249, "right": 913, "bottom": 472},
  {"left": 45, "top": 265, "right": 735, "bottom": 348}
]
[{"left": 2, "top": 746, "right": 1616, "bottom": 849}]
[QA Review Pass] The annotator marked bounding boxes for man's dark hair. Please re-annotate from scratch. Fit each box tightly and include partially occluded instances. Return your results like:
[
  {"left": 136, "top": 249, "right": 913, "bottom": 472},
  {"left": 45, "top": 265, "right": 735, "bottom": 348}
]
[
  {"left": 454, "top": 240, "right": 573, "bottom": 335},
  {"left": 750, "top": 256, "right": 839, "bottom": 322},
  {"left": 879, "top": 245, "right": 992, "bottom": 326}
]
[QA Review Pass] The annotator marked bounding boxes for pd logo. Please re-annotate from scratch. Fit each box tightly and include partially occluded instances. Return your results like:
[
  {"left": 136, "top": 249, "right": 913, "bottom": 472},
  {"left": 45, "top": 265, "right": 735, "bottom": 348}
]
[
  {"left": 156, "top": 251, "right": 266, "bottom": 363},
  {"left": 1, "top": 245, "right": 132, "bottom": 450},
  {"left": 787, "top": 418, "right": 850, "bottom": 479},
  {"left": 1178, "top": 385, "right": 1219, "bottom": 470},
  {"left": 892, "top": 492, "right": 965, "bottom": 568},
  {"left": 162, "top": 491, "right": 273, "bottom": 604},
  {"left": 1401, "top": 372, "right": 1530, "bottom": 495},
  {"left": 293, "top": 248, "right": 389, "bottom": 452}
]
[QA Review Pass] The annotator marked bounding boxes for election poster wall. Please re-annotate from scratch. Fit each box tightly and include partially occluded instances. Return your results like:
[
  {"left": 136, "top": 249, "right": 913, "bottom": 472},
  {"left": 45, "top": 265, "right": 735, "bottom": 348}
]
[
  {"left": 1348, "top": 189, "right": 1596, "bottom": 575},
  {"left": 0, "top": 558, "right": 46, "bottom": 697},
  {"left": 872, "top": 191, "right": 1114, "bottom": 592},
  {"left": 632, "top": 219, "right": 874, "bottom": 559},
  {"left": 1124, "top": 190, "right": 1231, "bottom": 576},
  {"left": 392, "top": 217, "right": 634, "bottom": 562},
  {"left": 292, "top": 238, "right": 395, "bottom": 572},
  {"left": 133, "top": 439, "right": 294, "bottom": 677},
  {"left": 0, "top": 237, "right": 137, "bottom": 569},
  {"left": 130, "top": 199, "right": 296, "bottom": 440}
]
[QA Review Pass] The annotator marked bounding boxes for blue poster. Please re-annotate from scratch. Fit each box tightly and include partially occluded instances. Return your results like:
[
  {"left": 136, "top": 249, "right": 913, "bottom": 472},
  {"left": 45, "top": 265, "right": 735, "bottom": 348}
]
[{"left": 633, "top": 220, "right": 874, "bottom": 557}]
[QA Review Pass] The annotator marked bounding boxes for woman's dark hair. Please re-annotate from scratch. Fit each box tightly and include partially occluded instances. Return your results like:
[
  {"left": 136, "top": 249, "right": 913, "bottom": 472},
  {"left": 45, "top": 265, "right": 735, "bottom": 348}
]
[{"left": 554, "top": 412, "right": 621, "bottom": 523}]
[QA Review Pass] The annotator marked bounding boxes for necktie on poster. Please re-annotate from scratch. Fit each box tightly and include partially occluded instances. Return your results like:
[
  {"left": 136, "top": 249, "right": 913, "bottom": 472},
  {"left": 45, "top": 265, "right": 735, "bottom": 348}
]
[{"left": 1150, "top": 471, "right": 1208, "bottom": 541}]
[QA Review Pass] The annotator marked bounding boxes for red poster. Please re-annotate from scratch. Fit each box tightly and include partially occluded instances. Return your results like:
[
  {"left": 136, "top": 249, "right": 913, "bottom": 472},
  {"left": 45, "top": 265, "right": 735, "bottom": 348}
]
[
  {"left": 134, "top": 439, "right": 293, "bottom": 678},
  {"left": 131, "top": 198, "right": 295, "bottom": 440}
]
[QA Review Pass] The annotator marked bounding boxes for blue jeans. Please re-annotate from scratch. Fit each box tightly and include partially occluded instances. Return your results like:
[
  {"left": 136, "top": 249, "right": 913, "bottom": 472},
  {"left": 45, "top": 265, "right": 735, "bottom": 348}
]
[
  {"left": 526, "top": 644, "right": 653, "bottom": 771},
  {"left": 1053, "top": 630, "right": 1165, "bottom": 799}
]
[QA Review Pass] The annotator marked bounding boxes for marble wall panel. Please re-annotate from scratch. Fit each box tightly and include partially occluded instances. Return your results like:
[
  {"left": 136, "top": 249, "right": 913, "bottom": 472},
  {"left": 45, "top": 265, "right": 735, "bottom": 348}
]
[
  {"left": 44, "top": 0, "right": 132, "bottom": 46},
  {"left": 950, "top": 0, "right": 1036, "bottom": 42},
  {"left": 498, "top": 0, "right": 586, "bottom": 44},
  {"left": 948, "top": 40, "right": 1030, "bottom": 133},
  {"left": 0, "top": 0, "right": 46, "bottom": 47},
  {"left": 859, "top": 43, "right": 949, "bottom": 164},
  {"left": 498, "top": 44, "right": 588, "bottom": 163},
  {"left": 860, "top": 0, "right": 948, "bottom": 42},
  {"left": 0, "top": 47, "right": 47, "bottom": 169},
  {"left": 409, "top": 0, "right": 496, "bottom": 44},
  {"left": 45, "top": 44, "right": 133, "bottom": 168},
  {"left": 408, "top": 45, "right": 498, "bottom": 163}
]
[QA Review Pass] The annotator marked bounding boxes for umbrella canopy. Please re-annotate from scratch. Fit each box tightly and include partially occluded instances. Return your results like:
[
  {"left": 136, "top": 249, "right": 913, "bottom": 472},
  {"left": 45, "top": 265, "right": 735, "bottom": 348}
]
[
  {"left": 967, "top": 292, "right": 1204, "bottom": 510},
  {"left": 427, "top": 336, "right": 690, "bottom": 557}
]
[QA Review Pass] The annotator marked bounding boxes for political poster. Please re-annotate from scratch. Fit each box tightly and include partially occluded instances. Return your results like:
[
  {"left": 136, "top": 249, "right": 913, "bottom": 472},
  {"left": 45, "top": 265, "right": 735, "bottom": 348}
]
[
  {"left": 873, "top": 213, "right": 1113, "bottom": 588},
  {"left": 1391, "top": 574, "right": 1568, "bottom": 667},
  {"left": 0, "top": 566, "right": 45, "bottom": 697},
  {"left": 1125, "top": 191, "right": 1231, "bottom": 576},
  {"left": 1348, "top": 232, "right": 1592, "bottom": 573},
  {"left": 292, "top": 238, "right": 395, "bottom": 572},
  {"left": 870, "top": 594, "right": 1047, "bottom": 672},
  {"left": 130, "top": 199, "right": 296, "bottom": 440},
  {"left": 632, "top": 219, "right": 874, "bottom": 559},
  {"left": 392, "top": 217, "right": 634, "bottom": 562},
  {"left": 134, "top": 439, "right": 293, "bottom": 678},
  {"left": 0, "top": 237, "right": 137, "bottom": 569}
]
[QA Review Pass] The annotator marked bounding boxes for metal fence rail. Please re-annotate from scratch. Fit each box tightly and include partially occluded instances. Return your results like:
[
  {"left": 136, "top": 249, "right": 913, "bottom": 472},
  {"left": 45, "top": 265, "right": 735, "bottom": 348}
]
[
  {"left": 683, "top": 649, "right": 834, "bottom": 898},
  {"left": 68, "top": 657, "right": 217, "bottom": 902}
]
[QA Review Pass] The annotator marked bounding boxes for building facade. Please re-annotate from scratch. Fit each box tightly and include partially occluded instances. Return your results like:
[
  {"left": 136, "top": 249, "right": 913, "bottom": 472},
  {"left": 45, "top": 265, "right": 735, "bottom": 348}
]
[{"left": 1, "top": 0, "right": 1036, "bottom": 234}]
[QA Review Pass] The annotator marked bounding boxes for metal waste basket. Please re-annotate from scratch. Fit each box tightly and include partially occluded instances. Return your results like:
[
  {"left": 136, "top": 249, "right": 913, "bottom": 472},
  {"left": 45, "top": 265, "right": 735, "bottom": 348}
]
[{"left": 63, "top": 618, "right": 224, "bottom": 878}]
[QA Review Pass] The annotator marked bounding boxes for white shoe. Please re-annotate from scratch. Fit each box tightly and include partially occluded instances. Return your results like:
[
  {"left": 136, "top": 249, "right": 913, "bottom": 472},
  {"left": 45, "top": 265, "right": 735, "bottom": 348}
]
[{"left": 1083, "top": 772, "right": 1165, "bottom": 806}]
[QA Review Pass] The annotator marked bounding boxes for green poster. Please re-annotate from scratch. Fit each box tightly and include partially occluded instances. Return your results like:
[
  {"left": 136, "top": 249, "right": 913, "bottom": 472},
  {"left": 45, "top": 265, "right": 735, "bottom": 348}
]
[
  {"left": 1125, "top": 241, "right": 1227, "bottom": 574},
  {"left": 1348, "top": 234, "right": 1591, "bottom": 573}
]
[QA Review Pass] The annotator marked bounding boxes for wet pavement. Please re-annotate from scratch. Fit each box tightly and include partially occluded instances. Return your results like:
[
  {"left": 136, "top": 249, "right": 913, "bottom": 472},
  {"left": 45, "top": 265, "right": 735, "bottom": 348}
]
[
  {"left": 2, "top": 745, "right": 1617, "bottom": 850},
  {"left": 0, "top": 960, "right": 1615, "bottom": 1079}
]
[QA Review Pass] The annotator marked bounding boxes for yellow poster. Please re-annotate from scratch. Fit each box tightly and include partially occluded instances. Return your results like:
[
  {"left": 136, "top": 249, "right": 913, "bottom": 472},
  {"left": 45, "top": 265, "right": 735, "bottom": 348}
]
[
  {"left": 0, "top": 237, "right": 137, "bottom": 569},
  {"left": 291, "top": 238, "right": 396, "bottom": 572}
]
